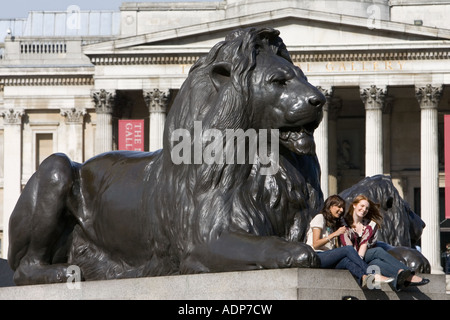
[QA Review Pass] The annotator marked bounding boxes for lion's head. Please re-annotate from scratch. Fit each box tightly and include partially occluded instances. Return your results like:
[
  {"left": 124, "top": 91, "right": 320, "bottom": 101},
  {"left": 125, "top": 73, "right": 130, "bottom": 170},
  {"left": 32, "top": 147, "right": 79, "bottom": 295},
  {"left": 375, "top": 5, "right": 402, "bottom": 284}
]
[{"left": 164, "top": 27, "right": 325, "bottom": 161}]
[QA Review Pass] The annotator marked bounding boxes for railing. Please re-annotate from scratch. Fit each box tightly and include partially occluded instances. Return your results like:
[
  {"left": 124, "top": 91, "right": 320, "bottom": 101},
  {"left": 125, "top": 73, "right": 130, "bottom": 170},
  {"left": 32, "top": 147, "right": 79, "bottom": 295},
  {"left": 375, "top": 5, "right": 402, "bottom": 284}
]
[{"left": 20, "top": 41, "right": 67, "bottom": 54}]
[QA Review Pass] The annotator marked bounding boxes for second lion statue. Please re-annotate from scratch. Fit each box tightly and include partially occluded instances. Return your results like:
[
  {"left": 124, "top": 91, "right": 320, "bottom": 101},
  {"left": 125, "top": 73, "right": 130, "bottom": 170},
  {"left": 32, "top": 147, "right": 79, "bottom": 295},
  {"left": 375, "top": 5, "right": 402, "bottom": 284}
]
[{"left": 8, "top": 27, "right": 327, "bottom": 285}]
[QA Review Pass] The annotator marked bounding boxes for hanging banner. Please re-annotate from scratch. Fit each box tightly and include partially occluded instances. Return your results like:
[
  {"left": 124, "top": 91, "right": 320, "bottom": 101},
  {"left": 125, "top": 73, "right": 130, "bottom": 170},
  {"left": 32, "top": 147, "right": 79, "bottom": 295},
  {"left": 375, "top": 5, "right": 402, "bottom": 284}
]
[
  {"left": 445, "top": 115, "right": 450, "bottom": 219},
  {"left": 118, "top": 120, "right": 144, "bottom": 151}
]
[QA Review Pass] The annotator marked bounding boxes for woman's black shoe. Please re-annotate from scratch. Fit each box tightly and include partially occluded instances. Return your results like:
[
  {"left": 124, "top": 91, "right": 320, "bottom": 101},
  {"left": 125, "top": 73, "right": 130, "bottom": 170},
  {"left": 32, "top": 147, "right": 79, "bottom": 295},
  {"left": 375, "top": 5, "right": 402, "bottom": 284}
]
[
  {"left": 395, "top": 269, "right": 412, "bottom": 291},
  {"left": 409, "top": 278, "right": 430, "bottom": 286}
]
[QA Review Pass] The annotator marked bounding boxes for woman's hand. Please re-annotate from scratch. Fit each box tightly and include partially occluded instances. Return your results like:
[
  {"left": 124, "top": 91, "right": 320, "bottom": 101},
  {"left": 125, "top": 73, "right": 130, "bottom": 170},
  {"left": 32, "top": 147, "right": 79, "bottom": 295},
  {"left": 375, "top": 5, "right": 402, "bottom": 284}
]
[
  {"left": 358, "top": 243, "right": 368, "bottom": 259},
  {"left": 312, "top": 226, "right": 347, "bottom": 250},
  {"left": 333, "top": 226, "right": 347, "bottom": 237}
]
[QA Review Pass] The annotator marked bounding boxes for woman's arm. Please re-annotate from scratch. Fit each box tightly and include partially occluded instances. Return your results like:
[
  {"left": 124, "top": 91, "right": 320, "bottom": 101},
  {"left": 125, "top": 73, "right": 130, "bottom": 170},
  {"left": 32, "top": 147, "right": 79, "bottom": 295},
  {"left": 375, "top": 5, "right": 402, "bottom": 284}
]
[
  {"left": 358, "top": 243, "right": 368, "bottom": 258},
  {"left": 312, "top": 227, "right": 346, "bottom": 250},
  {"left": 339, "top": 228, "right": 353, "bottom": 247},
  {"left": 358, "top": 222, "right": 378, "bottom": 258},
  {"left": 312, "top": 228, "right": 329, "bottom": 250}
]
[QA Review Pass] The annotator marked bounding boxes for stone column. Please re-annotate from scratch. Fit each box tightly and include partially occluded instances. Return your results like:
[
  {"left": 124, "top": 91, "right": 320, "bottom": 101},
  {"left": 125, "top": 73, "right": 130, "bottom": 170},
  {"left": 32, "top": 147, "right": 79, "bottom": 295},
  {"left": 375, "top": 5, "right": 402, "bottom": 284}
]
[
  {"left": 92, "top": 89, "right": 115, "bottom": 155},
  {"left": 415, "top": 84, "right": 443, "bottom": 274},
  {"left": 360, "top": 85, "right": 386, "bottom": 177},
  {"left": 60, "top": 108, "right": 86, "bottom": 163},
  {"left": 328, "top": 97, "right": 342, "bottom": 196},
  {"left": 315, "top": 87, "right": 333, "bottom": 199},
  {"left": 1, "top": 108, "right": 24, "bottom": 258},
  {"left": 144, "top": 89, "right": 170, "bottom": 151},
  {"left": 383, "top": 97, "right": 394, "bottom": 176}
]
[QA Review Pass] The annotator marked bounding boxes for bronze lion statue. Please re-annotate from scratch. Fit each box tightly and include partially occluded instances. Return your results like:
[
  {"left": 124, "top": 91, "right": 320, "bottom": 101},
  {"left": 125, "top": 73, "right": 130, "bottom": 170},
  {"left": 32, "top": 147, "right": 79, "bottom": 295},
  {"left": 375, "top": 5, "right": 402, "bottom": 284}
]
[{"left": 8, "top": 27, "right": 326, "bottom": 285}]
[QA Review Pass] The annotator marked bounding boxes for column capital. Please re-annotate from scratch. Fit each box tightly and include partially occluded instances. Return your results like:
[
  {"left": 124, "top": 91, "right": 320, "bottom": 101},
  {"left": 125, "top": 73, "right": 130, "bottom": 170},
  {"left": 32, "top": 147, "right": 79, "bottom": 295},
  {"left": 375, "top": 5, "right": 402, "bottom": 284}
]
[
  {"left": 92, "top": 89, "right": 116, "bottom": 114},
  {"left": 60, "top": 108, "right": 86, "bottom": 124},
  {"left": 144, "top": 89, "right": 170, "bottom": 113},
  {"left": 415, "top": 84, "right": 443, "bottom": 109},
  {"left": 1, "top": 108, "right": 25, "bottom": 125},
  {"left": 360, "top": 85, "right": 386, "bottom": 110},
  {"left": 316, "top": 86, "right": 333, "bottom": 97}
]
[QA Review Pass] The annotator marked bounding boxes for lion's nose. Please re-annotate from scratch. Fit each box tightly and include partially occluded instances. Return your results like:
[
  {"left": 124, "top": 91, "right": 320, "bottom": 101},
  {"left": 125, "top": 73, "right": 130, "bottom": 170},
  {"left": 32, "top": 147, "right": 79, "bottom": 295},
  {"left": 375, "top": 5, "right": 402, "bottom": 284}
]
[{"left": 308, "top": 94, "right": 325, "bottom": 109}]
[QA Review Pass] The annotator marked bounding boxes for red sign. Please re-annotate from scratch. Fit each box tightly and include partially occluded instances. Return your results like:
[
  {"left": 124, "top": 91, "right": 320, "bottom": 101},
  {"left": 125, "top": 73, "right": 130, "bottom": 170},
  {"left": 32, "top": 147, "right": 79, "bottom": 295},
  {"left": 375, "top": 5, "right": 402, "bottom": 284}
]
[
  {"left": 118, "top": 120, "right": 144, "bottom": 151},
  {"left": 445, "top": 115, "right": 450, "bottom": 219}
]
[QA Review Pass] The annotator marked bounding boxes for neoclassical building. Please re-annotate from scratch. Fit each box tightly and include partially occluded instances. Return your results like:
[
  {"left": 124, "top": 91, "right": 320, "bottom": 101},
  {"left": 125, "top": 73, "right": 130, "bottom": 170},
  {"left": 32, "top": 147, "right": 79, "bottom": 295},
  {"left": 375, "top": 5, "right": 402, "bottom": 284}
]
[{"left": 0, "top": 0, "right": 449, "bottom": 273}]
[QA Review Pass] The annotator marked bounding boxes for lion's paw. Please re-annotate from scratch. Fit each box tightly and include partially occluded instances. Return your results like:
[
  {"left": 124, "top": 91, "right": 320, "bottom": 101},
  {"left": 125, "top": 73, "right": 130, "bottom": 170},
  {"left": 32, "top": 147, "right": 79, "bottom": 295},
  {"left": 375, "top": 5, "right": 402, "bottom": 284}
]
[
  {"left": 387, "top": 246, "right": 431, "bottom": 274},
  {"left": 273, "top": 242, "right": 320, "bottom": 269}
]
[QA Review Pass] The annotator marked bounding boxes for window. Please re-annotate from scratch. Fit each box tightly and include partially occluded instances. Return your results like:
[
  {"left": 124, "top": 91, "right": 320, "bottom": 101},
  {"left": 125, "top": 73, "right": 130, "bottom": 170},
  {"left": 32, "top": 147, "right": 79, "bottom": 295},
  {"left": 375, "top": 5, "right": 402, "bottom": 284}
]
[{"left": 35, "top": 133, "right": 53, "bottom": 170}]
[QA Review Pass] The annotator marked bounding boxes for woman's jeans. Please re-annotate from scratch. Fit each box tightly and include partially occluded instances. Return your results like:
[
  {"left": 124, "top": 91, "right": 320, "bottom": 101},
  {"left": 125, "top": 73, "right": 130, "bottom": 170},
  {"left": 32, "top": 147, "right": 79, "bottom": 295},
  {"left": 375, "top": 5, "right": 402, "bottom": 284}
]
[
  {"left": 364, "top": 246, "right": 412, "bottom": 289},
  {"left": 317, "top": 246, "right": 369, "bottom": 284}
]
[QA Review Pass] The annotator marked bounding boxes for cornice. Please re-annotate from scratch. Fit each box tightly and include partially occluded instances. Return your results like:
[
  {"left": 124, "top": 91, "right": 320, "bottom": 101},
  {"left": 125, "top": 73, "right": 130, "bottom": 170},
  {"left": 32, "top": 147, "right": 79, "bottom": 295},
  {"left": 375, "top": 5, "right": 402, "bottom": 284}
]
[
  {"left": 90, "top": 54, "right": 201, "bottom": 66},
  {"left": 120, "top": 1, "right": 225, "bottom": 11},
  {"left": 290, "top": 48, "right": 450, "bottom": 63},
  {"left": 389, "top": 0, "right": 450, "bottom": 6},
  {"left": 0, "top": 75, "right": 94, "bottom": 87},
  {"left": 86, "top": 46, "right": 450, "bottom": 66}
]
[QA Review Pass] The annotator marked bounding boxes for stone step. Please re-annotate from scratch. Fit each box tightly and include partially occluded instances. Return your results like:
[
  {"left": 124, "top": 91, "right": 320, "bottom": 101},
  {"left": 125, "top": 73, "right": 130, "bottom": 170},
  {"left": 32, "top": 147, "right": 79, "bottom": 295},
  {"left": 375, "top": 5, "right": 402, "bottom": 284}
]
[
  {"left": 297, "top": 268, "right": 447, "bottom": 300},
  {"left": 0, "top": 268, "right": 447, "bottom": 300}
]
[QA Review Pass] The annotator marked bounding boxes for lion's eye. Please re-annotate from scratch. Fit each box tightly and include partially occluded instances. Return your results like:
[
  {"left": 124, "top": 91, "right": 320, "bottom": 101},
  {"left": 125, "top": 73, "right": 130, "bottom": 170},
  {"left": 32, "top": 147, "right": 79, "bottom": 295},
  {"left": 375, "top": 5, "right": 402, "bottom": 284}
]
[
  {"left": 275, "top": 79, "right": 287, "bottom": 86},
  {"left": 269, "top": 74, "right": 288, "bottom": 86},
  {"left": 268, "top": 69, "right": 294, "bottom": 86}
]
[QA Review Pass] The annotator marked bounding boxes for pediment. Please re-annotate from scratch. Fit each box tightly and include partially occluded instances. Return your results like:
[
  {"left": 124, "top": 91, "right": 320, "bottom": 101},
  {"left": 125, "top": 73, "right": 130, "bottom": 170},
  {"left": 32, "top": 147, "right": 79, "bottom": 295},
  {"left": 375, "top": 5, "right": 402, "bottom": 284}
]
[{"left": 83, "top": 6, "right": 450, "bottom": 56}]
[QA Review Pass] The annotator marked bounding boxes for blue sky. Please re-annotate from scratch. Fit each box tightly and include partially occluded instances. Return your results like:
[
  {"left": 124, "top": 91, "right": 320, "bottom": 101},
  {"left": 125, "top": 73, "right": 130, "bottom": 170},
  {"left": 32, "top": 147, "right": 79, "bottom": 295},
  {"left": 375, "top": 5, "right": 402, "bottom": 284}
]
[{"left": 0, "top": 0, "right": 218, "bottom": 19}]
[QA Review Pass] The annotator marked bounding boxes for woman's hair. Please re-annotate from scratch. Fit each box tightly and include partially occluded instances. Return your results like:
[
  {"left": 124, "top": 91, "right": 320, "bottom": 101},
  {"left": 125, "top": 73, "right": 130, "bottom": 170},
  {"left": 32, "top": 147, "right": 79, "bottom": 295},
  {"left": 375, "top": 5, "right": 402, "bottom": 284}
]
[
  {"left": 344, "top": 194, "right": 383, "bottom": 228},
  {"left": 320, "top": 195, "right": 346, "bottom": 229}
]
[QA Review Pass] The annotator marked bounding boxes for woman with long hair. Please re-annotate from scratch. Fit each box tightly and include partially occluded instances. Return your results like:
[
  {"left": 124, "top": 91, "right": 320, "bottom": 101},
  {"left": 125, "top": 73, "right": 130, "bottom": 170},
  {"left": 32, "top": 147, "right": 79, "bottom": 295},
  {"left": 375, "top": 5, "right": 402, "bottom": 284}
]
[
  {"left": 306, "top": 195, "right": 392, "bottom": 288},
  {"left": 340, "top": 194, "right": 429, "bottom": 291}
]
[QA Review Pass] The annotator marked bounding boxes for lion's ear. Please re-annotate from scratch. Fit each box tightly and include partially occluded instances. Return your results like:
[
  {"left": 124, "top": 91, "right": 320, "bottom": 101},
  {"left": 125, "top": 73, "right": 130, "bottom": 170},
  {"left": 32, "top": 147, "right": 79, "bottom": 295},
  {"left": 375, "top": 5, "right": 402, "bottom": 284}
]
[{"left": 210, "top": 62, "right": 231, "bottom": 91}]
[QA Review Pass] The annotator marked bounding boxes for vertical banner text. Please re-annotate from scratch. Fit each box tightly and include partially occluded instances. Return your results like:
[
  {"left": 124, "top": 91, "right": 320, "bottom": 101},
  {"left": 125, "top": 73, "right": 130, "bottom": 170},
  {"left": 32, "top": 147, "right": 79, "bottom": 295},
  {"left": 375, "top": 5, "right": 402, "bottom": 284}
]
[{"left": 119, "top": 120, "right": 145, "bottom": 151}]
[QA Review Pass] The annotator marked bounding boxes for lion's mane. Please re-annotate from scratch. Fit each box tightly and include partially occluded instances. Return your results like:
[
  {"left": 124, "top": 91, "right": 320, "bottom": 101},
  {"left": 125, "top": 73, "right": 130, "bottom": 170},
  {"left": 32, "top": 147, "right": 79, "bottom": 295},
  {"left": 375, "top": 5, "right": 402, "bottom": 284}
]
[{"left": 147, "top": 28, "right": 323, "bottom": 274}]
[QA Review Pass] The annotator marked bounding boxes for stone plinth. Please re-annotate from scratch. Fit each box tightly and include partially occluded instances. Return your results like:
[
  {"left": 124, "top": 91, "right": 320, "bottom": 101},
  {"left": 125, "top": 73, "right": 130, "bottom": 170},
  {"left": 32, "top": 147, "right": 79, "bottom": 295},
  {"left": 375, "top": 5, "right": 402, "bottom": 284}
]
[{"left": 0, "top": 268, "right": 447, "bottom": 300}]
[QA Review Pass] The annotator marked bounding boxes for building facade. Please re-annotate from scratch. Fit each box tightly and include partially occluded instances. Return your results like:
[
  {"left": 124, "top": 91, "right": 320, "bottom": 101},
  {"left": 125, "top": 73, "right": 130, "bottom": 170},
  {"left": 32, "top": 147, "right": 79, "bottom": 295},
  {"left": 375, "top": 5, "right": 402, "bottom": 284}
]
[{"left": 0, "top": 0, "right": 449, "bottom": 273}]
